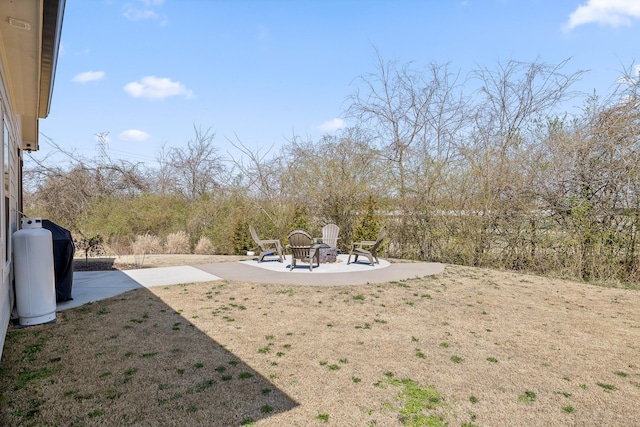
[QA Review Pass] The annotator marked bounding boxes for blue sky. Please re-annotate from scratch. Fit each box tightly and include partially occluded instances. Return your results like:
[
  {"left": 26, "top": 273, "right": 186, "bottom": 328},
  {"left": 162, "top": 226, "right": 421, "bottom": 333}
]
[{"left": 33, "top": 0, "right": 640, "bottom": 167}]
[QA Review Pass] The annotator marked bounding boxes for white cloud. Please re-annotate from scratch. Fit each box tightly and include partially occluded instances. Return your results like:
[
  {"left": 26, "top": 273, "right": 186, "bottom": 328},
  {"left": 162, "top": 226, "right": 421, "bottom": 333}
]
[
  {"left": 140, "top": 0, "right": 164, "bottom": 6},
  {"left": 564, "top": 0, "right": 640, "bottom": 31},
  {"left": 123, "top": 0, "right": 165, "bottom": 22},
  {"left": 618, "top": 63, "right": 640, "bottom": 85},
  {"left": 318, "top": 118, "right": 345, "bottom": 132},
  {"left": 119, "top": 129, "right": 151, "bottom": 142},
  {"left": 124, "top": 8, "right": 157, "bottom": 21},
  {"left": 72, "top": 71, "right": 105, "bottom": 83},
  {"left": 618, "top": 76, "right": 635, "bottom": 85},
  {"left": 123, "top": 76, "right": 194, "bottom": 100}
]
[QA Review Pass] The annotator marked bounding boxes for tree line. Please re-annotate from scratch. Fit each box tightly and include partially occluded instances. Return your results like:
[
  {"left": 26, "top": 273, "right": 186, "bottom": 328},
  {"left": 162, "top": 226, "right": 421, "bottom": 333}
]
[{"left": 25, "top": 55, "right": 640, "bottom": 286}]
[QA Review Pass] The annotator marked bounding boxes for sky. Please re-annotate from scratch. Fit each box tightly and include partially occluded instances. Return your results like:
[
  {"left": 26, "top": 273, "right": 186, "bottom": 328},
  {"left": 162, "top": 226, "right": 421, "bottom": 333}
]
[{"left": 31, "top": 0, "right": 640, "bottom": 169}]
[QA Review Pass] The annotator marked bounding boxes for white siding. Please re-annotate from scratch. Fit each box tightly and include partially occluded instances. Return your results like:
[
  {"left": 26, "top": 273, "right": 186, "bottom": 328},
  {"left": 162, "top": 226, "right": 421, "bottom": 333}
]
[{"left": 0, "top": 57, "right": 21, "bottom": 360}]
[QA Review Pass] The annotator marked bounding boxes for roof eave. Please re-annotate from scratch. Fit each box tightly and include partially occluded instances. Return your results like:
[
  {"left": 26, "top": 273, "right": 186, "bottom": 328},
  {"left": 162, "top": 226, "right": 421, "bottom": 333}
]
[{"left": 1, "top": 0, "right": 65, "bottom": 151}]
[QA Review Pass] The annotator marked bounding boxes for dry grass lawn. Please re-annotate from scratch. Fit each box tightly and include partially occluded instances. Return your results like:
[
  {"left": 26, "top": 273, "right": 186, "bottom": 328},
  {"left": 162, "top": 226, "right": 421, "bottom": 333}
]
[{"left": 1, "top": 256, "right": 639, "bottom": 426}]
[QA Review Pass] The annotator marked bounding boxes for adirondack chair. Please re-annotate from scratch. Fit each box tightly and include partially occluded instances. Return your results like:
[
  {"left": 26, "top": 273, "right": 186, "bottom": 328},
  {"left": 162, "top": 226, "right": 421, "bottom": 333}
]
[
  {"left": 249, "top": 225, "right": 283, "bottom": 263},
  {"left": 317, "top": 223, "right": 340, "bottom": 250},
  {"left": 347, "top": 226, "right": 386, "bottom": 266},
  {"left": 287, "top": 229, "right": 320, "bottom": 271}
]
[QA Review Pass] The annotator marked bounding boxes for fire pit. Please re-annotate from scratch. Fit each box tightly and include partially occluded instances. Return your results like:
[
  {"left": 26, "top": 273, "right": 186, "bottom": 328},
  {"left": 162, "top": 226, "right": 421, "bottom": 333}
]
[{"left": 316, "top": 244, "right": 337, "bottom": 263}]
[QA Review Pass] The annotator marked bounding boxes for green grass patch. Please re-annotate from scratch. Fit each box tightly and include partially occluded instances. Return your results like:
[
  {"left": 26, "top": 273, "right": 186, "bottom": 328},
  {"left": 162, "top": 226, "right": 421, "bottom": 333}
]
[
  {"left": 195, "top": 379, "right": 215, "bottom": 392},
  {"left": 596, "top": 382, "right": 616, "bottom": 391},
  {"left": 88, "top": 409, "right": 105, "bottom": 418},
  {"left": 518, "top": 390, "right": 536, "bottom": 404},
  {"left": 316, "top": 412, "right": 329, "bottom": 422},
  {"left": 140, "top": 352, "right": 157, "bottom": 358},
  {"left": 22, "top": 343, "right": 43, "bottom": 361},
  {"left": 381, "top": 376, "right": 448, "bottom": 427},
  {"left": 355, "top": 323, "right": 372, "bottom": 330},
  {"left": 450, "top": 355, "right": 463, "bottom": 364},
  {"left": 15, "top": 366, "right": 58, "bottom": 390}
]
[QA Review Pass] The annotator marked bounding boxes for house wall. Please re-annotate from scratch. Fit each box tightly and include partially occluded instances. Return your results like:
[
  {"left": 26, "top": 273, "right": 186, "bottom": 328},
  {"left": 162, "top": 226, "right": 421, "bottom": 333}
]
[{"left": 0, "top": 57, "right": 22, "bottom": 360}]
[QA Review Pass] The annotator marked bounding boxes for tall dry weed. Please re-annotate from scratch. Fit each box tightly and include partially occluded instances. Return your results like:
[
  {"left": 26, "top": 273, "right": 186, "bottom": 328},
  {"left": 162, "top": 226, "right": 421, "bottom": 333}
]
[
  {"left": 164, "top": 231, "right": 191, "bottom": 254},
  {"left": 132, "top": 233, "right": 162, "bottom": 267},
  {"left": 105, "top": 236, "right": 131, "bottom": 257},
  {"left": 194, "top": 235, "right": 216, "bottom": 255}
]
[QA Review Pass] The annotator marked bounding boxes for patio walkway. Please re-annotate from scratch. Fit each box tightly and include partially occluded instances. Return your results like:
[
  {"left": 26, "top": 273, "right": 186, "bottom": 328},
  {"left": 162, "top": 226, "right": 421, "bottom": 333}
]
[{"left": 57, "top": 255, "right": 444, "bottom": 311}]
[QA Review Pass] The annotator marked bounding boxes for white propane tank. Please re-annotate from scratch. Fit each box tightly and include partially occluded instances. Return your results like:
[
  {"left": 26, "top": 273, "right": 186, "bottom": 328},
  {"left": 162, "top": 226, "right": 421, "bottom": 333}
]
[{"left": 13, "top": 217, "right": 56, "bottom": 326}]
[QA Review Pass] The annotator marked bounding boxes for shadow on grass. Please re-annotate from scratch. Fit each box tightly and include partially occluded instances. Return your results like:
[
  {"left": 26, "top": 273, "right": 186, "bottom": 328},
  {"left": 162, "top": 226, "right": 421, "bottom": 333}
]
[{"left": 0, "top": 284, "right": 298, "bottom": 426}]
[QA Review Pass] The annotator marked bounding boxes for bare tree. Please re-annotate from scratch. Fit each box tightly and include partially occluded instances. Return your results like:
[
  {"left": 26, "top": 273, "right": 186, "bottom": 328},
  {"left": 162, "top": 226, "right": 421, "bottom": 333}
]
[
  {"left": 456, "top": 58, "right": 586, "bottom": 265},
  {"left": 280, "top": 128, "right": 380, "bottom": 247},
  {"left": 24, "top": 134, "right": 149, "bottom": 229},
  {"left": 346, "top": 50, "right": 436, "bottom": 200},
  {"left": 166, "top": 125, "right": 226, "bottom": 200},
  {"left": 153, "top": 142, "right": 172, "bottom": 196},
  {"left": 532, "top": 71, "right": 640, "bottom": 280},
  {"left": 346, "top": 51, "right": 473, "bottom": 257},
  {"left": 228, "top": 135, "right": 284, "bottom": 204}
]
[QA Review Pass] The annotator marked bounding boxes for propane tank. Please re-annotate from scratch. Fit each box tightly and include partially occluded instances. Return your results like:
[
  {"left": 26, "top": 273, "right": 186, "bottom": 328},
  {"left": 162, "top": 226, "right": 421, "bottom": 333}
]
[{"left": 13, "top": 217, "right": 56, "bottom": 326}]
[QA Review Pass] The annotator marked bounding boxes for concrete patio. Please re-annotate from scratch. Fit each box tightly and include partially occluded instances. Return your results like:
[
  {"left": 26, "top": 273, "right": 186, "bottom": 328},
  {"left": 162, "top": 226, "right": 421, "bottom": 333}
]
[{"left": 57, "top": 254, "right": 444, "bottom": 311}]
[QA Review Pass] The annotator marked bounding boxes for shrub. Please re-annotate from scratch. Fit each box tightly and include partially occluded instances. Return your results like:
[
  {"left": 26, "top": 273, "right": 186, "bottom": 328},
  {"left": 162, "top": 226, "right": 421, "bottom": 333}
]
[
  {"left": 165, "top": 231, "right": 191, "bottom": 254},
  {"left": 233, "top": 220, "right": 253, "bottom": 255},
  {"left": 353, "top": 194, "right": 386, "bottom": 254},
  {"left": 194, "top": 236, "right": 216, "bottom": 255},
  {"left": 74, "top": 233, "right": 105, "bottom": 262},
  {"left": 353, "top": 194, "right": 382, "bottom": 242},
  {"left": 290, "top": 204, "right": 311, "bottom": 231},
  {"left": 132, "top": 233, "right": 162, "bottom": 255},
  {"left": 105, "top": 235, "right": 131, "bottom": 257}
]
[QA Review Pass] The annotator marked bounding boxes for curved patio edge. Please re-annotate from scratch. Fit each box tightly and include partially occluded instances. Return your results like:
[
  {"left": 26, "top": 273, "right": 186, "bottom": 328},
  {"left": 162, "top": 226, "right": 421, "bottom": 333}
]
[{"left": 193, "top": 261, "right": 445, "bottom": 286}]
